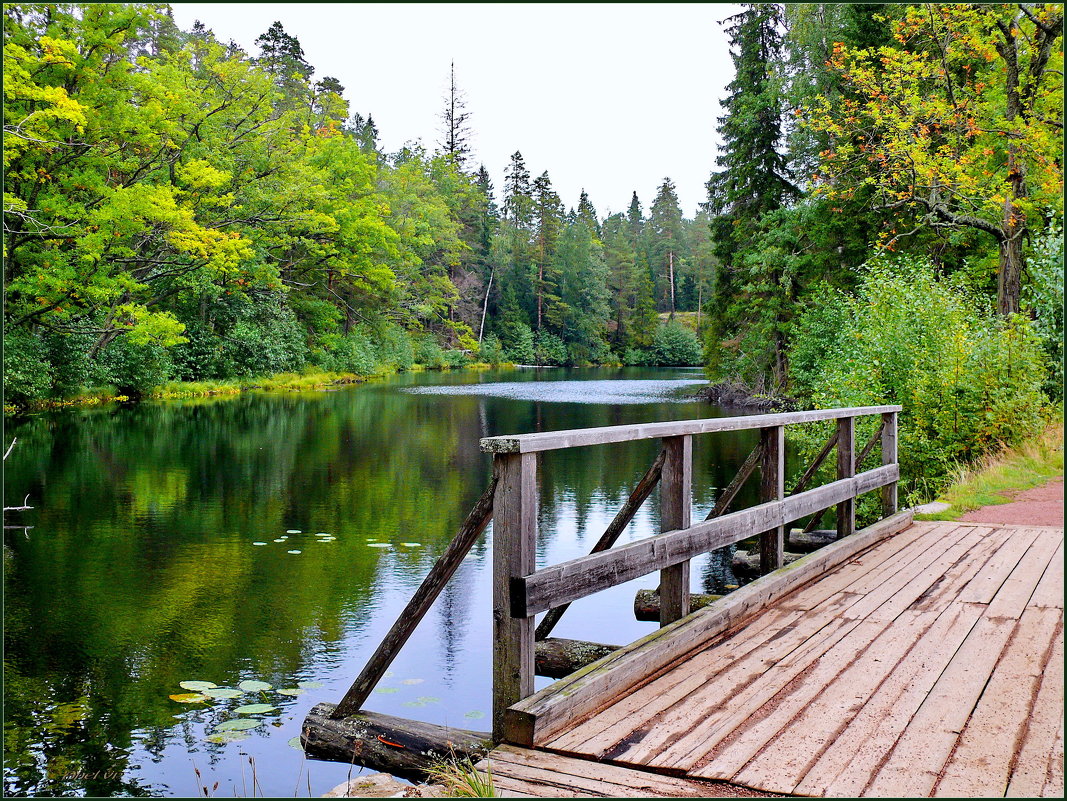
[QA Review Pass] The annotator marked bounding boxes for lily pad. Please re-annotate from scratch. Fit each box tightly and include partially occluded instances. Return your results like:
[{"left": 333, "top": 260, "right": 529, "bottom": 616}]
[
  {"left": 400, "top": 678, "right": 424, "bottom": 686},
  {"left": 273, "top": 538, "right": 285, "bottom": 543},
  {"left": 206, "top": 731, "right": 250, "bottom": 744},
  {"left": 238, "top": 680, "right": 272, "bottom": 692},
  {"left": 202, "top": 688, "right": 244, "bottom": 699},
  {"left": 374, "top": 687, "right": 399, "bottom": 694},
  {"left": 216, "top": 718, "right": 260, "bottom": 732},
  {"left": 297, "top": 681, "right": 323, "bottom": 689},
  {"left": 252, "top": 541, "right": 267, "bottom": 546},
  {"left": 383, "top": 671, "right": 394, "bottom": 678},
  {"left": 287, "top": 549, "right": 302, "bottom": 554},
  {"left": 288, "top": 736, "right": 304, "bottom": 750},
  {"left": 169, "top": 693, "right": 209, "bottom": 703},
  {"left": 276, "top": 688, "right": 305, "bottom": 696},
  {"left": 286, "top": 529, "right": 301, "bottom": 534},
  {"left": 464, "top": 710, "right": 486, "bottom": 720},
  {"left": 179, "top": 680, "right": 218, "bottom": 691},
  {"left": 234, "top": 703, "right": 276, "bottom": 715}
]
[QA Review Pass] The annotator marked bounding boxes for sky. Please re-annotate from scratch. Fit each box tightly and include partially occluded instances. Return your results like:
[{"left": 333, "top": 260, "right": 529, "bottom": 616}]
[{"left": 169, "top": 3, "right": 741, "bottom": 219}]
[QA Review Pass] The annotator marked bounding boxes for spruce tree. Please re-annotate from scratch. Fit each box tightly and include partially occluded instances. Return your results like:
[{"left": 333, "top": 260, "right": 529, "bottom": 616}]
[{"left": 439, "top": 62, "right": 473, "bottom": 169}]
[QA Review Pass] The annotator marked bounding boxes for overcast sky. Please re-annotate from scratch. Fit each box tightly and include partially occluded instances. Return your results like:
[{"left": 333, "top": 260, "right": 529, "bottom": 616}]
[{"left": 169, "top": 3, "right": 741, "bottom": 218}]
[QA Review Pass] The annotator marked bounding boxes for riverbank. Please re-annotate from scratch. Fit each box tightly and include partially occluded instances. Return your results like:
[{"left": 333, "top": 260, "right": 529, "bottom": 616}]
[
  {"left": 2, "top": 362, "right": 510, "bottom": 416},
  {"left": 914, "top": 421, "right": 1064, "bottom": 522}
]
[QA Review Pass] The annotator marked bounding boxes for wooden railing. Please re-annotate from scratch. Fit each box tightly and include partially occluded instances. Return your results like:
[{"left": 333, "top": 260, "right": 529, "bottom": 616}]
[{"left": 480, "top": 405, "right": 900, "bottom": 738}]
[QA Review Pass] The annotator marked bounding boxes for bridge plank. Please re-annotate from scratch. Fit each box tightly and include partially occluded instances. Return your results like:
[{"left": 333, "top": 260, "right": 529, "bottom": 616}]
[
  {"left": 480, "top": 405, "right": 902, "bottom": 453},
  {"left": 957, "top": 524, "right": 1044, "bottom": 604},
  {"left": 792, "top": 600, "right": 987, "bottom": 796},
  {"left": 862, "top": 614, "right": 1016, "bottom": 796},
  {"left": 1028, "top": 539, "right": 1064, "bottom": 609},
  {"left": 986, "top": 528, "right": 1063, "bottom": 619},
  {"left": 936, "top": 605, "right": 1061, "bottom": 796},
  {"left": 504, "top": 511, "right": 913, "bottom": 747}
]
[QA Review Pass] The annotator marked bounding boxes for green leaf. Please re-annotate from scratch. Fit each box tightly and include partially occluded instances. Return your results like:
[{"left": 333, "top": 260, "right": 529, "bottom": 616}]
[
  {"left": 238, "top": 680, "right": 272, "bottom": 692},
  {"left": 202, "top": 688, "right": 244, "bottom": 699},
  {"left": 463, "top": 710, "right": 486, "bottom": 720},
  {"left": 169, "top": 693, "right": 209, "bottom": 703},
  {"left": 276, "top": 688, "right": 305, "bottom": 696},
  {"left": 288, "top": 736, "right": 304, "bottom": 750},
  {"left": 297, "top": 681, "right": 323, "bottom": 689},
  {"left": 206, "top": 731, "right": 250, "bottom": 744},
  {"left": 216, "top": 718, "right": 260, "bottom": 732},
  {"left": 234, "top": 703, "right": 276, "bottom": 715},
  {"left": 374, "top": 687, "right": 398, "bottom": 694},
  {"left": 179, "top": 680, "right": 218, "bottom": 691}
]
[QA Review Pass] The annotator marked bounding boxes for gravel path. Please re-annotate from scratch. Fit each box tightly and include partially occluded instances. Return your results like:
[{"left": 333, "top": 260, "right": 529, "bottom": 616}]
[{"left": 958, "top": 477, "right": 1064, "bottom": 526}]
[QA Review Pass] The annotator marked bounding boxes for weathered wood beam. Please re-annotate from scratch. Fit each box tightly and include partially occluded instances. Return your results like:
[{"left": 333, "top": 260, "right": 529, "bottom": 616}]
[
  {"left": 516, "top": 464, "right": 899, "bottom": 617},
  {"left": 534, "top": 448, "right": 666, "bottom": 641},
  {"left": 303, "top": 704, "right": 490, "bottom": 778},
  {"left": 534, "top": 638, "right": 621, "bottom": 679},
  {"left": 502, "top": 510, "right": 915, "bottom": 747},
  {"left": 882, "top": 412, "right": 898, "bottom": 517},
  {"left": 759, "top": 426, "right": 785, "bottom": 575},
  {"left": 802, "top": 422, "right": 884, "bottom": 535},
  {"left": 480, "top": 406, "right": 902, "bottom": 454},
  {"left": 837, "top": 417, "right": 856, "bottom": 539},
  {"left": 492, "top": 452, "right": 536, "bottom": 741},
  {"left": 659, "top": 435, "right": 692, "bottom": 626},
  {"left": 331, "top": 476, "right": 497, "bottom": 720},
  {"left": 704, "top": 441, "right": 762, "bottom": 520}
]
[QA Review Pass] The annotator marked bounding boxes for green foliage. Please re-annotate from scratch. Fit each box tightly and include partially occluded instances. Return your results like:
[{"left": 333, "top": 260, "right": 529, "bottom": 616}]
[
  {"left": 533, "top": 330, "right": 568, "bottom": 366},
  {"left": 478, "top": 334, "right": 504, "bottom": 365},
  {"left": 501, "top": 322, "right": 535, "bottom": 365},
  {"left": 3, "top": 327, "right": 52, "bottom": 405},
  {"left": 318, "top": 331, "right": 376, "bottom": 376},
  {"left": 415, "top": 335, "right": 447, "bottom": 368},
  {"left": 1023, "top": 219, "right": 1064, "bottom": 400},
  {"left": 90, "top": 336, "right": 174, "bottom": 398},
  {"left": 652, "top": 322, "right": 703, "bottom": 366},
  {"left": 789, "top": 257, "right": 1051, "bottom": 499}
]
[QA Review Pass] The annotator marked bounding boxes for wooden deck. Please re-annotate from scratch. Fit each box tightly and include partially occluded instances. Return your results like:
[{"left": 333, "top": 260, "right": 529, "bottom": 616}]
[{"left": 480, "top": 521, "right": 1064, "bottom": 797}]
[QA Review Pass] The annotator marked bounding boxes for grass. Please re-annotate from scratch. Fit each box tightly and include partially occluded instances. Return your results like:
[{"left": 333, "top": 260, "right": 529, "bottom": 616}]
[
  {"left": 423, "top": 756, "right": 495, "bottom": 798},
  {"left": 914, "top": 420, "right": 1064, "bottom": 521}
]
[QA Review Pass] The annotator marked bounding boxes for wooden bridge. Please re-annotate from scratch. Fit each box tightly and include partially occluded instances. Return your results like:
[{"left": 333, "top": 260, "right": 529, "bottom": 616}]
[{"left": 303, "top": 406, "right": 1063, "bottom": 797}]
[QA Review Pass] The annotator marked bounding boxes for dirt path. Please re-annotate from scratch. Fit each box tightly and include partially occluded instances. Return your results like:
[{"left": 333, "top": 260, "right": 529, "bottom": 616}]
[{"left": 957, "top": 477, "right": 1064, "bottom": 526}]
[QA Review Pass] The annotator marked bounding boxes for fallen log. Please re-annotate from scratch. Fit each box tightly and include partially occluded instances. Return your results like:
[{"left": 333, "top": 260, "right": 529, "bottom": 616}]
[
  {"left": 633, "top": 589, "right": 723, "bottom": 621},
  {"left": 733, "top": 549, "right": 803, "bottom": 578},
  {"left": 787, "top": 528, "right": 839, "bottom": 552},
  {"left": 534, "top": 638, "right": 620, "bottom": 678},
  {"left": 301, "top": 704, "right": 491, "bottom": 779}
]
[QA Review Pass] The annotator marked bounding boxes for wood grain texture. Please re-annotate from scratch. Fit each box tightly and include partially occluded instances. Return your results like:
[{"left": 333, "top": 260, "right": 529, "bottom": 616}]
[
  {"left": 492, "top": 452, "right": 537, "bottom": 740},
  {"left": 481, "top": 405, "right": 902, "bottom": 453},
  {"left": 759, "top": 426, "right": 785, "bottom": 575},
  {"left": 660, "top": 435, "right": 692, "bottom": 625}
]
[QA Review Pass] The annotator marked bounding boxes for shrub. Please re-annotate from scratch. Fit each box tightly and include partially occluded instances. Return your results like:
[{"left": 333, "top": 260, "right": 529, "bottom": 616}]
[
  {"left": 3, "top": 327, "right": 52, "bottom": 406},
  {"left": 478, "top": 333, "right": 504, "bottom": 364},
  {"left": 442, "top": 349, "right": 472, "bottom": 368},
  {"left": 652, "top": 322, "right": 702, "bottom": 366},
  {"left": 414, "top": 335, "right": 447, "bottom": 368},
  {"left": 623, "top": 347, "right": 652, "bottom": 366},
  {"left": 789, "top": 257, "right": 1051, "bottom": 502},
  {"left": 1023, "top": 219, "right": 1063, "bottom": 400},
  {"left": 319, "top": 331, "right": 377, "bottom": 375},
  {"left": 534, "top": 331, "right": 568, "bottom": 366},
  {"left": 502, "top": 323, "right": 535, "bottom": 364},
  {"left": 90, "top": 335, "right": 174, "bottom": 397}
]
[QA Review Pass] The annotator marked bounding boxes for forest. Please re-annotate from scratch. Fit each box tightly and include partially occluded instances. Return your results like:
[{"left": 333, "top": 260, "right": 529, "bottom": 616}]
[{"left": 3, "top": 3, "right": 1063, "bottom": 493}]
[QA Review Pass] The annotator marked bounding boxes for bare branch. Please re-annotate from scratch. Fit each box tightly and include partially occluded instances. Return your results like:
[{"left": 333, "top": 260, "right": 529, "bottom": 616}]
[{"left": 3, "top": 438, "right": 16, "bottom": 461}]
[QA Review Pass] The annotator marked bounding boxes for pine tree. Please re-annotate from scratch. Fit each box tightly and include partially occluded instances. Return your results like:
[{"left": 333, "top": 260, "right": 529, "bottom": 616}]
[
  {"left": 576, "top": 189, "right": 600, "bottom": 237},
  {"left": 532, "top": 171, "right": 563, "bottom": 331},
  {"left": 254, "top": 20, "right": 313, "bottom": 89},
  {"left": 647, "top": 178, "right": 687, "bottom": 316},
  {"left": 503, "top": 151, "right": 532, "bottom": 229},
  {"left": 439, "top": 62, "right": 473, "bottom": 169}
]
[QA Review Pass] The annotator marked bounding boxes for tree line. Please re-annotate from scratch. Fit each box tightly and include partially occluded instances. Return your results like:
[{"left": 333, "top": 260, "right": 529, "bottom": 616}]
[{"left": 3, "top": 4, "right": 707, "bottom": 407}]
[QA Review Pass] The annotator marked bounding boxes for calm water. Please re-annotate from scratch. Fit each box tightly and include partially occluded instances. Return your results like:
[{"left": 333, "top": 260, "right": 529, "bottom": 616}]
[{"left": 3, "top": 367, "right": 769, "bottom": 797}]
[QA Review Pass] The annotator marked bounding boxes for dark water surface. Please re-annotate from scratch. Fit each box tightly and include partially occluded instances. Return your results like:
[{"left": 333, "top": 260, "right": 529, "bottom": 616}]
[{"left": 4, "top": 367, "right": 767, "bottom": 797}]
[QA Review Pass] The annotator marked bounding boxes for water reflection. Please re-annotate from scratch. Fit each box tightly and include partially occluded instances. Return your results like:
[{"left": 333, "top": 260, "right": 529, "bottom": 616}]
[{"left": 3, "top": 367, "right": 765, "bottom": 797}]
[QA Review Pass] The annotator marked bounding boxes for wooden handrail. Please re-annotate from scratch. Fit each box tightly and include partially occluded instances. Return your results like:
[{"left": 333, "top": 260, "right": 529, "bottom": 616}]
[
  {"left": 480, "top": 406, "right": 901, "bottom": 454},
  {"left": 513, "top": 463, "right": 898, "bottom": 617}
]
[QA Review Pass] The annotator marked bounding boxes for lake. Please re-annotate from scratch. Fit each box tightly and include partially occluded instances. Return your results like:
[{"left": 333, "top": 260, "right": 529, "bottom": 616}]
[{"left": 3, "top": 367, "right": 770, "bottom": 797}]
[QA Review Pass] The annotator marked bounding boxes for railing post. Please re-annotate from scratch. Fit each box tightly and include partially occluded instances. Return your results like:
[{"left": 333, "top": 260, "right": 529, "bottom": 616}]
[
  {"left": 659, "top": 435, "right": 692, "bottom": 625},
  {"left": 759, "top": 426, "right": 785, "bottom": 573},
  {"left": 837, "top": 416, "right": 856, "bottom": 538},
  {"left": 882, "top": 410, "right": 898, "bottom": 517},
  {"left": 492, "top": 452, "right": 536, "bottom": 741}
]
